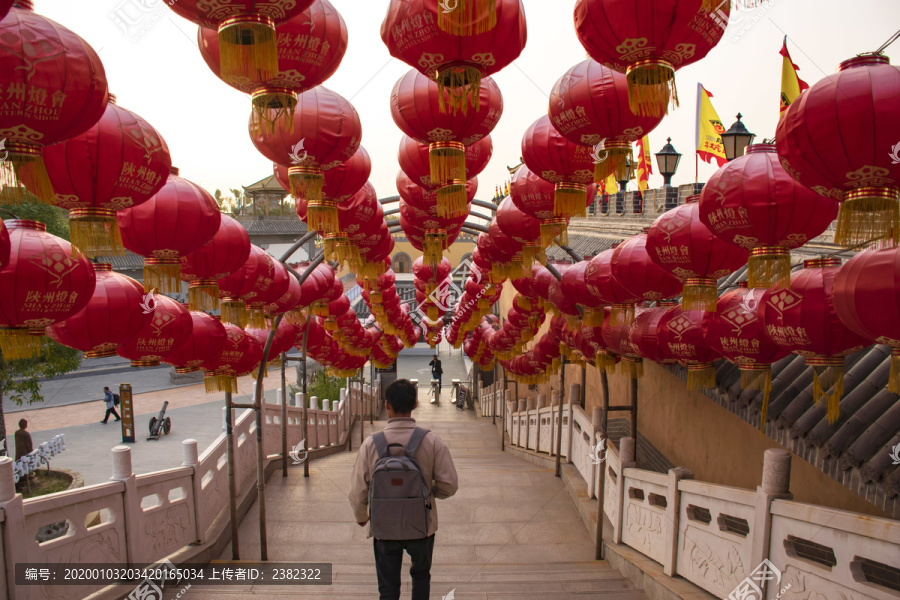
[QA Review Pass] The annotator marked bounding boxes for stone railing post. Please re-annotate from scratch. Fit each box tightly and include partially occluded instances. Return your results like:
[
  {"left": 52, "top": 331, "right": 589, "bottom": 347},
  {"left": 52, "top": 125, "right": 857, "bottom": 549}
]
[
  {"left": 590, "top": 407, "right": 603, "bottom": 498},
  {"left": 111, "top": 446, "right": 141, "bottom": 565},
  {"left": 752, "top": 449, "right": 793, "bottom": 596},
  {"left": 614, "top": 437, "right": 636, "bottom": 544},
  {"left": 567, "top": 383, "right": 579, "bottom": 462},
  {"left": 0, "top": 457, "right": 31, "bottom": 600},
  {"left": 182, "top": 439, "right": 202, "bottom": 544},
  {"left": 536, "top": 394, "right": 546, "bottom": 409},
  {"left": 664, "top": 466, "right": 694, "bottom": 576}
]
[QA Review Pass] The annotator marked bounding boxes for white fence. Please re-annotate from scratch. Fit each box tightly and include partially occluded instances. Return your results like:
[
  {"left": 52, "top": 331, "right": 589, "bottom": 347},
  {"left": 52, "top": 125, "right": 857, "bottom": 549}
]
[
  {"left": 480, "top": 381, "right": 900, "bottom": 600},
  {"left": 14, "top": 435, "right": 66, "bottom": 483},
  {"left": 0, "top": 379, "right": 380, "bottom": 600}
]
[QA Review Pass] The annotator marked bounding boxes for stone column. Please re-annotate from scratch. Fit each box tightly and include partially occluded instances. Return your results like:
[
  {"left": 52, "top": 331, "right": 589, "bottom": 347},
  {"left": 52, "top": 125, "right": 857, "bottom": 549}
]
[
  {"left": 526, "top": 397, "right": 537, "bottom": 411},
  {"left": 182, "top": 439, "right": 203, "bottom": 544},
  {"left": 664, "top": 466, "right": 694, "bottom": 576},
  {"left": 613, "top": 437, "right": 637, "bottom": 544},
  {"left": 751, "top": 448, "right": 793, "bottom": 595},
  {"left": 536, "top": 394, "right": 547, "bottom": 410},
  {"left": 111, "top": 446, "right": 141, "bottom": 565}
]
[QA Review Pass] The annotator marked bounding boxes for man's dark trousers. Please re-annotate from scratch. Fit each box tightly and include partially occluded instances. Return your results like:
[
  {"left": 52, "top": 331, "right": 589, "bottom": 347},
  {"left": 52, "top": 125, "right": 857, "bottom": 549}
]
[
  {"left": 102, "top": 407, "right": 120, "bottom": 423},
  {"left": 373, "top": 535, "right": 435, "bottom": 600}
]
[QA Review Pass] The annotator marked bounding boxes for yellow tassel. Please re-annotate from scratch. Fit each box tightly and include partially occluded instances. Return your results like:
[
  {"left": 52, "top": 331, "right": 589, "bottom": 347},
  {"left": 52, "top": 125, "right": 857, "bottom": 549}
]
[
  {"left": 188, "top": 282, "right": 221, "bottom": 312},
  {"left": 69, "top": 209, "right": 125, "bottom": 258},
  {"left": 811, "top": 363, "right": 845, "bottom": 425},
  {"left": 584, "top": 308, "right": 606, "bottom": 327},
  {"left": 307, "top": 200, "right": 339, "bottom": 235},
  {"left": 891, "top": 349, "right": 900, "bottom": 395},
  {"left": 289, "top": 166, "right": 325, "bottom": 205},
  {"left": 0, "top": 143, "right": 54, "bottom": 204},
  {"left": 682, "top": 279, "right": 718, "bottom": 312},
  {"left": 217, "top": 16, "right": 278, "bottom": 86},
  {"left": 323, "top": 317, "right": 339, "bottom": 332},
  {"left": 436, "top": 182, "right": 470, "bottom": 218},
  {"left": 595, "top": 351, "right": 615, "bottom": 371},
  {"left": 515, "top": 295, "right": 532, "bottom": 311},
  {"left": 625, "top": 59, "right": 678, "bottom": 118},
  {"left": 285, "top": 309, "right": 306, "bottom": 327},
  {"left": 204, "top": 373, "right": 238, "bottom": 394},
  {"left": 686, "top": 363, "right": 716, "bottom": 390},
  {"left": 424, "top": 232, "right": 445, "bottom": 267},
  {"left": 246, "top": 307, "right": 268, "bottom": 330},
  {"left": 740, "top": 365, "right": 773, "bottom": 431},
  {"left": 221, "top": 300, "right": 247, "bottom": 328},
  {"left": 428, "top": 305, "right": 439, "bottom": 321},
  {"left": 144, "top": 259, "right": 181, "bottom": 294},
  {"left": 834, "top": 187, "right": 900, "bottom": 249},
  {"left": 250, "top": 88, "right": 297, "bottom": 137},
  {"left": 540, "top": 220, "right": 567, "bottom": 248},
  {"left": 435, "top": 65, "right": 483, "bottom": 115},
  {"left": 0, "top": 328, "right": 44, "bottom": 360},
  {"left": 554, "top": 183, "right": 587, "bottom": 219},
  {"left": 748, "top": 247, "right": 791, "bottom": 288},
  {"left": 610, "top": 304, "right": 635, "bottom": 327},
  {"left": 593, "top": 144, "right": 633, "bottom": 184},
  {"left": 429, "top": 142, "right": 466, "bottom": 186},
  {"left": 620, "top": 357, "right": 643, "bottom": 379},
  {"left": 251, "top": 365, "right": 269, "bottom": 379}
]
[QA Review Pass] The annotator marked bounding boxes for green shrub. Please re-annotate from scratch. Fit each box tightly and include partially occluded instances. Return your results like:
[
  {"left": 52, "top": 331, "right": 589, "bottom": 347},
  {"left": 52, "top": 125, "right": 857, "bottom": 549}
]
[{"left": 290, "top": 371, "right": 346, "bottom": 409}]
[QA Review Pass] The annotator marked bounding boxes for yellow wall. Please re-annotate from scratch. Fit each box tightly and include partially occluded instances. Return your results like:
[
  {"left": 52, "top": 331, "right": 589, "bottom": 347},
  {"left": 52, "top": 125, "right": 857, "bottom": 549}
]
[{"left": 390, "top": 235, "right": 477, "bottom": 269}]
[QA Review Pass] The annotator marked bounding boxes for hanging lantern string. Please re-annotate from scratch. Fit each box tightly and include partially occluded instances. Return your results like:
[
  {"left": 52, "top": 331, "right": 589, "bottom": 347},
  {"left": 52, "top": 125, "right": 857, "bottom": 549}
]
[
  {"left": 868, "top": 29, "right": 900, "bottom": 55},
  {"left": 0, "top": 208, "right": 19, "bottom": 220}
]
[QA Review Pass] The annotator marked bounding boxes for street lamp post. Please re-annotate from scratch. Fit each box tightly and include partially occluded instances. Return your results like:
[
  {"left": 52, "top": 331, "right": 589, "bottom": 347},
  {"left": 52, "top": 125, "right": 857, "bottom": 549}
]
[
  {"left": 722, "top": 113, "right": 756, "bottom": 162},
  {"left": 617, "top": 156, "right": 635, "bottom": 192},
  {"left": 654, "top": 138, "right": 682, "bottom": 187}
]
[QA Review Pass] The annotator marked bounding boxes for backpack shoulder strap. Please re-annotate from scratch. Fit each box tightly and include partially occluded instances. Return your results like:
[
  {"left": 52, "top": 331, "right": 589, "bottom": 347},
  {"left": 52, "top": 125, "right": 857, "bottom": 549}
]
[
  {"left": 372, "top": 432, "right": 390, "bottom": 460},
  {"left": 404, "top": 428, "right": 430, "bottom": 459}
]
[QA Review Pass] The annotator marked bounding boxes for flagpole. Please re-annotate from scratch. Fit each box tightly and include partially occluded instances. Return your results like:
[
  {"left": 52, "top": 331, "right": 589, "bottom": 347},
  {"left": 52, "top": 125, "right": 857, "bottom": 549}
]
[{"left": 695, "top": 82, "right": 702, "bottom": 184}]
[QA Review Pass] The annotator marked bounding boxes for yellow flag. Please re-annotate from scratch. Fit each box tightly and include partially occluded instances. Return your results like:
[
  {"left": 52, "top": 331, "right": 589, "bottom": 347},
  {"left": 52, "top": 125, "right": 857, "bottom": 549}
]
[
  {"left": 635, "top": 135, "right": 652, "bottom": 192},
  {"left": 603, "top": 173, "right": 619, "bottom": 196},
  {"left": 780, "top": 37, "right": 809, "bottom": 119},
  {"left": 695, "top": 83, "right": 727, "bottom": 167}
]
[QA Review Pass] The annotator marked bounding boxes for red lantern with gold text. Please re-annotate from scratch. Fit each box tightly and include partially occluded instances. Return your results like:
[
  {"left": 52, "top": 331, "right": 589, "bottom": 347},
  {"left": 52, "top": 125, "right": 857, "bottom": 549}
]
[
  {"left": 181, "top": 214, "right": 251, "bottom": 311},
  {"left": 117, "top": 294, "right": 193, "bottom": 367},
  {"left": 833, "top": 246, "right": 900, "bottom": 395},
  {"left": 118, "top": 167, "right": 221, "bottom": 294},
  {"left": 265, "top": 271, "right": 302, "bottom": 321},
  {"left": 246, "top": 259, "right": 291, "bottom": 328},
  {"left": 247, "top": 317, "right": 296, "bottom": 376},
  {"left": 611, "top": 231, "right": 684, "bottom": 316},
  {"left": 574, "top": 0, "right": 727, "bottom": 117},
  {"left": 0, "top": 2, "right": 109, "bottom": 204},
  {"left": 776, "top": 54, "right": 900, "bottom": 249},
  {"left": 163, "top": 310, "right": 227, "bottom": 385},
  {"left": 218, "top": 245, "right": 275, "bottom": 326},
  {"left": 46, "top": 264, "right": 150, "bottom": 358},
  {"left": 702, "top": 284, "right": 790, "bottom": 429},
  {"left": 657, "top": 305, "right": 720, "bottom": 390},
  {"left": 496, "top": 196, "right": 545, "bottom": 267},
  {"left": 207, "top": 323, "right": 264, "bottom": 393},
  {"left": 198, "top": 0, "right": 347, "bottom": 134},
  {"left": 41, "top": 96, "right": 171, "bottom": 257},
  {"left": 585, "top": 248, "right": 641, "bottom": 326},
  {"left": 549, "top": 59, "right": 663, "bottom": 181},
  {"left": 251, "top": 86, "right": 362, "bottom": 228},
  {"left": 341, "top": 183, "right": 384, "bottom": 250},
  {"left": 167, "top": 0, "right": 315, "bottom": 86},
  {"left": 760, "top": 258, "right": 869, "bottom": 424},
  {"left": 381, "top": 0, "right": 524, "bottom": 110},
  {"left": 646, "top": 195, "right": 748, "bottom": 311},
  {"left": 509, "top": 165, "right": 576, "bottom": 246},
  {"left": 0, "top": 221, "right": 9, "bottom": 269},
  {"left": 630, "top": 302, "right": 679, "bottom": 365},
  {"left": 398, "top": 134, "right": 492, "bottom": 191},
  {"left": 700, "top": 144, "right": 838, "bottom": 288},
  {"left": 0, "top": 220, "right": 95, "bottom": 359},
  {"left": 602, "top": 307, "right": 644, "bottom": 378}
]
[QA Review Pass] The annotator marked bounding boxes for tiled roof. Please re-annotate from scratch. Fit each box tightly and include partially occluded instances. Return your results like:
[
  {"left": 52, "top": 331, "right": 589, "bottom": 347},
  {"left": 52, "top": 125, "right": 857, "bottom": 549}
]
[
  {"left": 243, "top": 174, "right": 283, "bottom": 192},
  {"left": 238, "top": 218, "right": 308, "bottom": 235},
  {"left": 95, "top": 250, "right": 144, "bottom": 270}
]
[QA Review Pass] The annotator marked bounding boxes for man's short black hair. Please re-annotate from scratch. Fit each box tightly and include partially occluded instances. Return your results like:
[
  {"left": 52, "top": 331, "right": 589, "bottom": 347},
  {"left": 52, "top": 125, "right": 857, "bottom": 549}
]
[
  {"left": 104, "top": 386, "right": 109, "bottom": 392},
  {"left": 385, "top": 379, "right": 417, "bottom": 414},
  {"left": 18, "top": 419, "right": 26, "bottom": 429}
]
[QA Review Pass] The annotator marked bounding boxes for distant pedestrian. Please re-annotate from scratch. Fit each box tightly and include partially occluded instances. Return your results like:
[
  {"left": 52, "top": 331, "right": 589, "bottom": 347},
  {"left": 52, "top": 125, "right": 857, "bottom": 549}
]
[
  {"left": 429, "top": 355, "right": 443, "bottom": 395},
  {"left": 101, "top": 386, "right": 121, "bottom": 424},
  {"left": 14, "top": 419, "right": 32, "bottom": 461}
]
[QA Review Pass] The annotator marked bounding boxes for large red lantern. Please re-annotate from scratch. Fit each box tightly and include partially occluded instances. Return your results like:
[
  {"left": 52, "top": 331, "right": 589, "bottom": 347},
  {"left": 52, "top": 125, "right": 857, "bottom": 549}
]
[
  {"left": 180, "top": 214, "right": 251, "bottom": 311},
  {"left": 630, "top": 303, "right": 679, "bottom": 365},
  {"left": 574, "top": 0, "right": 727, "bottom": 117},
  {"left": 509, "top": 165, "right": 576, "bottom": 246},
  {"left": 700, "top": 144, "right": 838, "bottom": 288},
  {"left": 833, "top": 246, "right": 900, "bottom": 395},
  {"left": 117, "top": 294, "right": 193, "bottom": 367},
  {"left": 0, "top": 221, "right": 8, "bottom": 269},
  {"left": 46, "top": 264, "right": 150, "bottom": 358},
  {"left": 702, "top": 284, "right": 790, "bottom": 429},
  {"left": 496, "top": 196, "right": 545, "bottom": 266},
  {"left": 340, "top": 182, "right": 383, "bottom": 244},
  {"left": 398, "top": 134, "right": 492, "bottom": 190},
  {"left": 168, "top": 0, "right": 315, "bottom": 86},
  {"left": 0, "top": 220, "right": 95, "bottom": 359},
  {"left": 585, "top": 248, "right": 641, "bottom": 326},
  {"left": 208, "top": 323, "right": 264, "bottom": 393},
  {"left": 522, "top": 114, "right": 598, "bottom": 219},
  {"left": 0, "top": 2, "right": 109, "bottom": 204},
  {"left": 246, "top": 258, "right": 290, "bottom": 328},
  {"left": 218, "top": 245, "right": 275, "bottom": 326},
  {"left": 549, "top": 59, "right": 664, "bottom": 181},
  {"left": 41, "top": 96, "right": 171, "bottom": 257},
  {"left": 251, "top": 86, "right": 362, "bottom": 228},
  {"left": 601, "top": 309, "right": 644, "bottom": 379},
  {"left": 657, "top": 305, "right": 720, "bottom": 390},
  {"left": 198, "top": 0, "right": 347, "bottom": 134},
  {"left": 247, "top": 318, "right": 296, "bottom": 372},
  {"left": 777, "top": 54, "right": 900, "bottom": 249},
  {"left": 0, "top": 1, "right": 11, "bottom": 20},
  {"left": 163, "top": 310, "right": 227, "bottom": 378},
  {"left": 761, "top": 258, "right": 869, "bottom": 423},
  {"left": 611, "top": 231, "right": 684, "bottom": 310},
  {"left": 381, "top": 0, "right": 525, "bottom": 111},
  {"left": 646, "top": 195, "right": 749, "bottom": 311},
  {"left": 118, "top": 167, "right": 221, "bottom": 294}
]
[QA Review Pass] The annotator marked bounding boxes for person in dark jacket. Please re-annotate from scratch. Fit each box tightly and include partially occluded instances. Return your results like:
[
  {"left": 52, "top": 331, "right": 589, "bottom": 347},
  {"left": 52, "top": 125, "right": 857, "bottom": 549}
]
[
  {"left": 429, "top": 355, "right": 443, "bottom": 395},
  {"left": 14, "top": 419, "right": 32, "bottom": 461},
  {"left": 101, "top": 386, "right": 121, "bottom": 423}
]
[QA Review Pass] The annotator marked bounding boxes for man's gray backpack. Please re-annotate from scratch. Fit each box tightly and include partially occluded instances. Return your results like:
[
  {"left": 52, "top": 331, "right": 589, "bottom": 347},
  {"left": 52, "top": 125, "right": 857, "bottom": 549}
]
[{"left": 368, "top": 428, "right": 432, "bottom": 540}]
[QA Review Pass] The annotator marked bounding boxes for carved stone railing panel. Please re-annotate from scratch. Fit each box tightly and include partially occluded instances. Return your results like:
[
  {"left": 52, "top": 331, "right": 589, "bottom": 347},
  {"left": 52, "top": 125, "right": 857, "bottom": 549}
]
[{"left": 621, "top": 469, "right": 669, "bottom": 565}]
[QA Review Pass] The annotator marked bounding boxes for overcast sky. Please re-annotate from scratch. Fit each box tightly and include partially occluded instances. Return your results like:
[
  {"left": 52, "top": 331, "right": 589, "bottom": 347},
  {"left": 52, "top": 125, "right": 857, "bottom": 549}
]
[{"left": 35, "top": 0, "right": 900, "bottom": 216}]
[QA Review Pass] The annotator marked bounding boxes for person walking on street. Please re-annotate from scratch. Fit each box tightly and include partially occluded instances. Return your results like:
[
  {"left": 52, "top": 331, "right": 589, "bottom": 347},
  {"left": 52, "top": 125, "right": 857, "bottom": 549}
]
[
  {"left": 349, "top": 379, "right": 458, "bottom": 600},
  {"left": 101, "top": 386, "right": 121, "bottom": 424},
  {"left": 429, "top": 355, "right": 443, "bottom": 396},
  {"left": 14, "top": 419, "right": 32, "bottom": 461}
]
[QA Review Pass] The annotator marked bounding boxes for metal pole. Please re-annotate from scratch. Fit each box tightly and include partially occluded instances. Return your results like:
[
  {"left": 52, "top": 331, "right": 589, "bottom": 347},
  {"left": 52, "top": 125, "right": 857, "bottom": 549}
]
[
  {"left": 631, "top": 375, "right": 639, "bottom": 454},
  {"left": 581, "top": 363, "right": 587, "bottom": 409},
  {"left": 502, "top": 370, "right": 508, "bottom": 451},
  {"left": 555, "top": 355, "right": 567, "bottom": 478},
  {"left": 281, "top": 352, "right": 288, "bottom": 478},
  {"left": 492, "top": 361, "right": 497, "bottom": 425},
  {"left": 224, "top": 390, "right": 240, "bottom": 560},
  {"left": 370, "top": 361, "right": 375, "bottom": 425},
  {"left": 301, "top": 315, "right": 310, "bottom": 479},
  {"left": 595, "top": 369, "right": 611, "bottom": 561}
]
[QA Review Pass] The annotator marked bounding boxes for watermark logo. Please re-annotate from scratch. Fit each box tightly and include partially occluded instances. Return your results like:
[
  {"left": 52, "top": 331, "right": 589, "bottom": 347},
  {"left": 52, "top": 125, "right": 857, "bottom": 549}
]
[
  {"left": 442, "top": 588, "right": 456, "bottom": 600},
  {"left": 712, "top": 0, "right": 780, "bottom": 42},
  {"left": 289, "top": 439, "right": 308, "bottom": 465},
  {"left": 890, "top": 443, "right": 900, "bottom": 465},
  {"left": 727, "top": 559, "right": 791, "bottom": 600},
  {"left": 590, "top": 437, "right": 608, "bottom": 465},
  {"left": 890, "top": 141, "right": 900, "bottom": 165},
  {"left": 109, "top": 0, "right": 168, "bottom": 43},
  {"left": 591, "top": 139, "right": 608, "bottom": 165},
  {"left": 139, "top": 289, "right": 157, "bottom": 314},
  {"left": 739, "top": 289, "right": 760, "bottom": 314},
  {"left": 412, "top": 257, "right": 484, "bottom": 327},
  {"left": 438, "top": 0, "right": 458, "bottom": 14},
  {"left": 0, "top": 138, "right": 7, "bottom": 162},
  {"left": 290, "top": 139, "right": 309, "bottom": 164}
]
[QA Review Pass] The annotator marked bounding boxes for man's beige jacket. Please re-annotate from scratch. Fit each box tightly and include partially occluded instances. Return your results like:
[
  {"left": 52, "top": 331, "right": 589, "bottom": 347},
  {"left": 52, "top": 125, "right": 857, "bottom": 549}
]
[{"left": 349, "top": 418, "right": 459, "bottom": 538}]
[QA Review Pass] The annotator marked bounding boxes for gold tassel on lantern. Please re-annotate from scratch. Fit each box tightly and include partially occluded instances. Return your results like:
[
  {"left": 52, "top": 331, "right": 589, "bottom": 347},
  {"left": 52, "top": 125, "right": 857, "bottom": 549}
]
[
  {"left": 610, "top": 303, "right": 636, "bottom": 327},
  {"left": 682, "top": 278, "right": 719, "bottom": 312},
  {"left": 436, "top": 180, "right": 469, "bottom": 218},
  {"left": 323, "top": 317, "right": 338, "bottom": 332},
  {"left": 0, "top": 142, "right": 54, "bottom": 204},
  {"left": 740, "top": 364, "right": 773, "bottom": 431},
  {"left": 251, "top": 88, "right": 297, "bottom": 136},
  {"left": 324, "top": 233, "right": 353, "bottom": 266},
  {"left": 748, "top": 247, "right": 791, "bottom": 288},
  {"left": 890, "top": 347, "right": 900, "bottom": 395},
  {"left": 427, "top": 305, "right": 440, "bottom": 322},
  {"left": 188, "top": 281, "right": 221, "bottom": 312},
  {"left": 68, "top": 208, "right": 125, "bottom": 258},
  {"left": 205, "top": 372, "right": 238, "bottom": 394},
  {"left": 620, "top": 356, "right": 643, "bottom": 379},
  {"left": 220, "top": 299, "right": 247, "bottom": 327},
  {"left": 834, "top": 187, "right": 900, "bottom": 249},
  {"left": 246, "top": 306, "right": 268, "bottom": 330},
  {"left": 429, "top": 142, "right": 466, "bottom": 186},
  {"left": 307, "top": 198, "right": 338, "bottom": 234},
  {"left": 595, "top": 351, "right": 616, "bottom": 372},
  {"left": 809, "top": 357, "right": 845, "bottom": 425},
  {"left": 584, "top": 308, "right": 606, "bottom": 327},
  {"left": 515, "top": 295, "right": 532, "bottom": 312},
  {"left": 625, "top": 59, "right": 678, "bottom": 118},
  {"left": 686, "top": 363, "right": 716, "bottom": 390},
  {"left": 424, "top": 231, "right": 445, "bottom": 267},
  {"left": 435, "top": 65, "right": 483, "bottom": 115},
  {"left": 593, "top": 142, "right": 633, "bottom": 184},
  {"left": 144, "top": 258, "right": 181, "bottom": 294},
  {"left": 0, "top": 328, "right": 44, "bottom": 360},
  {"left": 540, "top": 218, "right": 567, "bottom": 248},
  {"left": 289, "top": 164, "right": 324, "bottom": 203},
  {"left": 554, "top": 182, "right": 587, "bottom": 219},
  {"left": 217, "top": 15, "right": 278, "bottom": 86}
]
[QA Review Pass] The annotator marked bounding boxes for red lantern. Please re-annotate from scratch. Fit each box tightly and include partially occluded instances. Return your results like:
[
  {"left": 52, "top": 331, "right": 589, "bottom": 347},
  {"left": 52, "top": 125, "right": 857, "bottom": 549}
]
[
  {"left": 163, "top": 310, "right": 228, "bottom": 384},
  {"left": 251, "top": 86, "right": 362, "bottom": 227},
  {"left": 700, "top": 144, "right": 838, "bottom": 288},
  {"left": 585, "top": 248, "right": 641, "bottom": 326},
  {"left": 496, "top": 196, "right": 545, "bottom": 266},
  {"left": 41, "top": 96, "right": 171, "bottom": 257},
  {"left": 180, "top": 214, "right": 251, "bottom": 311},
  {"left": 760, "top": 258, "right": 869, "bottom": 423},
  {"left": 702, "top": 284, "right": 790, "bottom": 429},
  {"left": 198, "top": 0, "right": 348, "bottom": 134},
  {"left": 381, "top": 0, "right": 525, "bottom": 111},
  {"left": 630, "top": 303, "right": 679, "bottom": 366},
  {"left": 117, "top": 294, "right": 193, "bottom": 367},
  {"left": 646, "top": 195, "right": 748, "bottom": 311},
  {"left": 0, "top": 1, "right": 11, "bottom": 20},
  {"left": 0, "top": 220, "right": 8, "bottom": 269},
  {"left": 46, "top": 264, "right": 150, "bottom": 358},
  {"left": 246, "top": 258, "right": 291, "bottom": 328},
  {"left": 218, "top": 245, "right": 275, "bottom": 326},
  {"left": 0, "top": 2, "right": 109, "bottom": 204},
  {"left": 549, "top": 59, "right": 663, "bottom": 181},
  {"left": 265, "top": 271, "right": 302, "bottom": 321},
  {"left": 341, "top": 183, "right": 383, "bottom": 245},
  {"left": 0, "top": 220, "right": 95, "bottom": 359},
  {"left": 168, "top": 0, "right": 315, "bottom": 86},
  {"left": 611, "top": 231, "right": 684, "bottom": 312},
  {"left": 657, "top": 305, "right": 720, "bottom": 390},
  {"left": 509, "top": 164, "right": 577, "bottom": 246},
  {"left": 574, "top": 0, "right": 727, "bottom": 117},
  {"left": 118, "top": 167, "right": 221, "bottom": 294},
  {"left": 208, "top": 323, "right": 264, "bottom": 393},
  {"left": 247, "top": 318, "right": 296, "bottom": 375},
  {"left": 833, "top": 246, "right": 900, "bottom": 395},
  {"left": 561, "top": 259, "right": 604, "bottom": 322},
  {"left": 398, "top": 134, "right": 492, "bottom": 192},
  {"left": 776, "top": 54, "right": 900, "bottom": 248}
]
